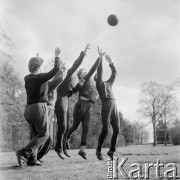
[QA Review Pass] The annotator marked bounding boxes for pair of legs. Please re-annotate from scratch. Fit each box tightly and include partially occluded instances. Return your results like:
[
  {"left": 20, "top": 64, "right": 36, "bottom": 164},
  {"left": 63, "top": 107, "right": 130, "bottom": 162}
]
[
  {"left": 16, "top": 103, "right": 49, "bottom": 166},
  {"left": 36, "top": 108, "right": 54, "bottom": 161},
  {"left": 67, "top": 99, "right": 91, "bottom": 159},
  {"left": 96, "top": 99, "right": 120, "bottom": 159},
  {"left": 55, "top": 96, "right": 70, "bottom": 159}
]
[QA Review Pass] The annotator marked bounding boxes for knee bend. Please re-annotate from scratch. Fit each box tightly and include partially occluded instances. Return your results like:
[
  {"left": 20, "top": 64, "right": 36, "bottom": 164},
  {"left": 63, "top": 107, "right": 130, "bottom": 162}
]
[{"left": 38, "top": 131, "right": 49, "bottom": 139}]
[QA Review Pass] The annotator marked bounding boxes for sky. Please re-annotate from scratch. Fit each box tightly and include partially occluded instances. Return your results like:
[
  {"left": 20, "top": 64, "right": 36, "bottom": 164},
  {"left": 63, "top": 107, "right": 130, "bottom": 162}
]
[{"left": 0, "top": 0, "right": 180, "bottom": 133}]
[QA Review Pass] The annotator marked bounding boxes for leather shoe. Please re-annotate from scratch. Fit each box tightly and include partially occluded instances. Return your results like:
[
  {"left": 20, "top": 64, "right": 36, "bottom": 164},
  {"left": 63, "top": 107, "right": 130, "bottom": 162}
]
[
  {"left": 78, "top": 150, "right": 87, "bottom": 160},
  {"left": 96, "top": 150, "right": 103, "bottom": 160},
  {"left": 27, "top": 160, "right": 42, "bottom": 166},
  {"left": 55, "top": 148, "right": 65, "bottom": 160},
  {"left": 64, "top": 149, "right": 70, "bottom": 157}
]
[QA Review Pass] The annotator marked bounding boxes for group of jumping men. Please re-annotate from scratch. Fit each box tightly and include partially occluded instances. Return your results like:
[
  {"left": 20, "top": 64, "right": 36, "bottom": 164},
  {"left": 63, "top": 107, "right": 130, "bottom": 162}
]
[{"left": 16, "top": 44, "right": 120, "bottom": 166}]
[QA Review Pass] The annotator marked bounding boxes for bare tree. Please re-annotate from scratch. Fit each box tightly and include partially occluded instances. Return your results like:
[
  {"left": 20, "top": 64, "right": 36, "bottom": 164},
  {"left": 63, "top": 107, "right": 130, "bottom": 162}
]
[
  {"left": 138, "top": 81, "right": 171, "bottom": 146},
  {"left": 161, "top": 85, "right": 179, "bottom": 145}
]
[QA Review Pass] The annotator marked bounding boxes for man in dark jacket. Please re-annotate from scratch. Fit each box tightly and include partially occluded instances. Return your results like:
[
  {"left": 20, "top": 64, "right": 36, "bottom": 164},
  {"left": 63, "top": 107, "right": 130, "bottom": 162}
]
[
  {"left": 55, "top": 44, "right": 90, "bottom": 159},
  {"left": 34, "top": 64, "right": 66, "bottom": 164},
  {"left": 94, "top": 48, "right": 120, "bottom": 160},
  {"left": 67, "top": 56, "right": 101, "bottom": 159}
]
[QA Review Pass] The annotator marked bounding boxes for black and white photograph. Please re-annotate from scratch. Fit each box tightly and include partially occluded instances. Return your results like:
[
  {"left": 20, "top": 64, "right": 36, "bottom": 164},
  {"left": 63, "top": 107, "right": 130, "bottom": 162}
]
[{"left": 0, "top": 0, "right": 179, "bottom": 179}]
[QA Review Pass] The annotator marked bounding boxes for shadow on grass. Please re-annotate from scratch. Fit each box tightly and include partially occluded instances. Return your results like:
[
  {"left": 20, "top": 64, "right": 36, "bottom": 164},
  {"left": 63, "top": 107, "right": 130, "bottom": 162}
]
[
  {"left": 0, "top": 165, "right": 23, "bottom": 171},
  {"left": 121, "top": 153, "right": 160, "bottom": 156}
]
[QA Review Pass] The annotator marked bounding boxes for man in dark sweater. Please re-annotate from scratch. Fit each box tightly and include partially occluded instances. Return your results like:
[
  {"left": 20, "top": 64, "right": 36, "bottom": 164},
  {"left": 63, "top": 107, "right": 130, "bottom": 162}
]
[
  {"left": 67, "top": 55, "right": 101, "bottom": 159},
  {"left": 55, "top": 44, "right": 90, "bottom": 159},
  {"left": 35, "top": 65, "right": 66, "bottom": 163},
  {"left": 94, "top": 48, "right": 120, "bottom": 160},
  {"left": 16, "top": 47, "right": 61, "bottom": 166}
]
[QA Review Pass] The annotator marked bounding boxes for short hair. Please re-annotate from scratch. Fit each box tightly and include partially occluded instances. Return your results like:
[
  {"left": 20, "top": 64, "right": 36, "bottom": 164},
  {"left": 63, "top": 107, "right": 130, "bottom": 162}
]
[
  {"left": 28, "top": 57, "right": 44, "bottom": 73},
  {"left": 77, "top": 68, "right": 86, "bottom": 76}
]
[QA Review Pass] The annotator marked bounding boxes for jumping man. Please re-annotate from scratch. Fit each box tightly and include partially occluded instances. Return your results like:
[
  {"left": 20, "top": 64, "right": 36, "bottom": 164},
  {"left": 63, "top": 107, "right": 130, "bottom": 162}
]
[
  {"left": 67, "top": 50, "right": 101, "bottom": 159},
  {"left": 94, "top": 48, "right": 120, "bottom": 160},
  {"left": 55, "top": 44, "right": 90, "bottom": 159}
]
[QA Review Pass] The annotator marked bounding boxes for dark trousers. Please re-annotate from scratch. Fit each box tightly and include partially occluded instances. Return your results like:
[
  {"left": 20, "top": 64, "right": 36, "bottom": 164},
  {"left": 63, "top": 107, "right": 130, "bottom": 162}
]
[
  {"left": 24, "top": 103, "right": 49, "bottom": 161},
  {"left": 36, "top": 108, "right": 54, "bottom": 160},
  {"left": 55, "top": 96, "right": 69, "bottom": 150},
  {"left": 67, "top": 99, "right": 91, "bottom": 146},
  {"left": 97, "top": 99, "right": 120, "bottom": 152}
]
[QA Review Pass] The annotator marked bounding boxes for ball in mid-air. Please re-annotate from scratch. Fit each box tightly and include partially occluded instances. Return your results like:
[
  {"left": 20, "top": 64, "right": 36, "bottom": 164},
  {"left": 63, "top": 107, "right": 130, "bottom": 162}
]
[{"left": 107, "top": 14, "right": 118, "bottom": 26}]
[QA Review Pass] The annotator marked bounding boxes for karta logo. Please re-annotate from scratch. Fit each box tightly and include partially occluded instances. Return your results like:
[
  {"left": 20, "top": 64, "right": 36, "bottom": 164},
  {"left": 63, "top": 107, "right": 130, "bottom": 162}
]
[{"left": 107, "top": 157, "right": 179, "bottom": 179}]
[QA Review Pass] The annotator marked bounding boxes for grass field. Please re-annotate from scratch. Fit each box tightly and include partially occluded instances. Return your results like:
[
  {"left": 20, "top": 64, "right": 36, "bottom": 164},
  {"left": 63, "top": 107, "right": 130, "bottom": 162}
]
[{"left": 0, "top": 144, "right": 180, "bottom": 180}]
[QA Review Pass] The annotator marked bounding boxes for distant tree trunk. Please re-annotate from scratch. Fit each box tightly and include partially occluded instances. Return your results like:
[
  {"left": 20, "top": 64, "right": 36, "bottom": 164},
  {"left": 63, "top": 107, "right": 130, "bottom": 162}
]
[
  {"left": 164, "top": 115, "right": 167, "bottom": 146},
  {"left": 153, "top": 122, "right": 156, "bottom": 146}
]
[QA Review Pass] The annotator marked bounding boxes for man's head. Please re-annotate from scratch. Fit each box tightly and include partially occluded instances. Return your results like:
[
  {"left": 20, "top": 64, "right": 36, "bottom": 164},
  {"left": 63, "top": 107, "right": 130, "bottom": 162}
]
[
  {"left": 28, "top": 57, "right": 44, "bottom": 73},
  {"left": 77, "top": 68, "right": 86, "bottom": 79}
]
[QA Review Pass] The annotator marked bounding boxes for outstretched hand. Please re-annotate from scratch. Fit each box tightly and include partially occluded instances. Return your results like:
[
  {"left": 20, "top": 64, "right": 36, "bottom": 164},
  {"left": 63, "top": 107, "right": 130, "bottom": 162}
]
[
  {"left": 105, "top": 54, "right": 113, "bottom": 64},
  {"left": 98, "top": 47, "right": 106, "bottom": 59},
  {"left": 59, "top": 59, "right": 66, "bottom": 72},
  {"left": 55, "top": 47, "right": 61, "bottom": 57},
  {"left": 83, "top": 43, "right": 90, "bottom": 54},
  {"left": 54, "top": 60, "right": 66, "bottom": 78},
  {"left": 61, "top": 61, "right": 66, "bottom": 72}
]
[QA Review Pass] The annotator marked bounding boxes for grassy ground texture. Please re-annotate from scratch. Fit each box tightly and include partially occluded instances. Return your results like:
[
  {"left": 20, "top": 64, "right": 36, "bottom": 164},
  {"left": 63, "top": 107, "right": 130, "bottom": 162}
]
[{"left": 0, "top": 144, "right": 180, "bottom": 180}]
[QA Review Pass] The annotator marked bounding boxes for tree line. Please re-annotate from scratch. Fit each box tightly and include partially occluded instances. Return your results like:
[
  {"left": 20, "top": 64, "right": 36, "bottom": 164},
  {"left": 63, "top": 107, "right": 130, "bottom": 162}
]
[
  {"left": 0, "top": 57, "right": 149, "bottom": 151},
  {"left": 0, "top": 26, "right": 179, "bottom": 151},
  {"left": 0, "top": 27, "right": 149, "bottom": 151}
]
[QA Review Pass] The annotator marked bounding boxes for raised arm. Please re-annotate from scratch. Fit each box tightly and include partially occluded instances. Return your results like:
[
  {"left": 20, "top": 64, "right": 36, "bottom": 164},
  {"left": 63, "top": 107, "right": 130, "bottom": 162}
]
[
  {"left": 105, "top": 55, "right": 117, "bottom": 86},
  {"left": 96, "top": 58, "right": 103, "bottom": 84},
  {"left": 96, "top": 47, "right": 106, "bottom": 84},
  {"left": 48, "top": 70, "right": 64, "bottom": 94},
  {"left": 72, "top": 58, "right": 101, "bottom": 93},
  {"left": 84, "top": 58, "right": 101, "bottom": 82},
  {"left": 39, "top": 47, "right": 61, "bottom": 83},
  {"left": 65, "top": 43, "right": 90, "bottom": 80}
]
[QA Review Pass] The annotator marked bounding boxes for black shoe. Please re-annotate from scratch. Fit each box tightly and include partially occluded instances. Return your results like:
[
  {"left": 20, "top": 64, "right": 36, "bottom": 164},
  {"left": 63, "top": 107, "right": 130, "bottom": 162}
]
[
  {"left": 107, "top": 150, "right": 114, "bottom": 159},
  {"left": 63, "top": 149, "right": 70, "bottom": 157},
  {"left": 27, "top": 160, "right": 42, "bottom": 166},
  {"left": 96, "top": 150, "right": 103, "bottom": 160},
  {"left": 16, "top": 149, "right": 28, "bottom": 167},
  {"left": 78, "top": 150, "right": 87, "bottom": 160},
  {"left": 55, "top": 148, "right": 65, "bottom": 160}
]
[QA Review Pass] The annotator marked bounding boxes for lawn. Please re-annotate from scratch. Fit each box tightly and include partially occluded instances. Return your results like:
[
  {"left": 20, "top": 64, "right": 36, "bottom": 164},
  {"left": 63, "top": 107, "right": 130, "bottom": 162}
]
[{"left": 0, "top": 144, "right": 180, "bottom": 180}]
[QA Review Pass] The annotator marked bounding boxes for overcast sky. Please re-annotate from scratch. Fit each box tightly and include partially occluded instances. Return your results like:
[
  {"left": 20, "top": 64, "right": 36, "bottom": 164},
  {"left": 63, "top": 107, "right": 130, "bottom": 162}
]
[{"left": 0, "top": 0, "right": 179, "bottom": 127}]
